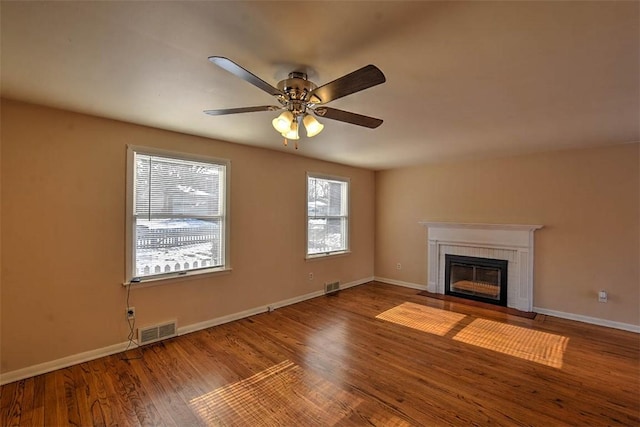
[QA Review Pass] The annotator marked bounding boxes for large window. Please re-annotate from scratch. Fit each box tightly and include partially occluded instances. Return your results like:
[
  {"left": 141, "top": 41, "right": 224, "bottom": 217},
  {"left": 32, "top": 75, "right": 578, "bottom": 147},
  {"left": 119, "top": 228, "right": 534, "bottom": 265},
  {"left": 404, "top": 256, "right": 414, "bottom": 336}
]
[
  {"left": 126, "top": 146, "right": 229, "bottom": 282},
  {"left": 307, "top": 173, "right": 349, "bottom": 257}
]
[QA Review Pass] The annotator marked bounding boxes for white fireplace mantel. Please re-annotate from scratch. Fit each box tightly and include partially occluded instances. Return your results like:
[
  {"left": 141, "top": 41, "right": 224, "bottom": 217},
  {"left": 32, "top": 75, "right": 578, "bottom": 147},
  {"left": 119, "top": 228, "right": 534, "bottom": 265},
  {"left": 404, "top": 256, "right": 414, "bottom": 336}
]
[{"left": 419, "top": 222, "right": 543, "bottom": 312}]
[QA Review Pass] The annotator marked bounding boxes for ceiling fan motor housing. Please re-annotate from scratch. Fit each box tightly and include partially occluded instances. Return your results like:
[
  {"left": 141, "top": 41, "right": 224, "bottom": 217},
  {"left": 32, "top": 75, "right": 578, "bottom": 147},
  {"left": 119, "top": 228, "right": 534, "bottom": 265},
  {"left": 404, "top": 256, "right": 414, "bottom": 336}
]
[{"left": 277, "top": 72, "right": 318, "bottom": 114}]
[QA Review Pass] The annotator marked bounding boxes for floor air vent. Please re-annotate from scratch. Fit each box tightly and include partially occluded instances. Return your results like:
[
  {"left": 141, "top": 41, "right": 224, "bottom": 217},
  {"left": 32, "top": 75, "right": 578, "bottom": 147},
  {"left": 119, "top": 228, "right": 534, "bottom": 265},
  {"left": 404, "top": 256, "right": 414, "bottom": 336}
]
[
  {"left": 325, "top": 281, "right": 340, "bottom": 294},
  {"left": 138, "top": 320, "right": 177, "bottom": 345}
]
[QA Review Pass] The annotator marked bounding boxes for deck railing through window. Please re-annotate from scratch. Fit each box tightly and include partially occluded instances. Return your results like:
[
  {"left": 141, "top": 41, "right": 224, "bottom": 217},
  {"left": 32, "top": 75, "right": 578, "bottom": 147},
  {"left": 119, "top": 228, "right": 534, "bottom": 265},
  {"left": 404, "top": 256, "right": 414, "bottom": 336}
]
[{"left": 136, "top": 227, "right": 216, "bottom": 249}]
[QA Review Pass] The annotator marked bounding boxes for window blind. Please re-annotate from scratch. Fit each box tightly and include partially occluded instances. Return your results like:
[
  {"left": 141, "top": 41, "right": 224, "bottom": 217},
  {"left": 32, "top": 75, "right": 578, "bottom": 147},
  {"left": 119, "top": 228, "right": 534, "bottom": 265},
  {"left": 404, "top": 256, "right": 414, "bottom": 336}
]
[{"left": 134, "top": 154, "right": 224, "bottom": 218}]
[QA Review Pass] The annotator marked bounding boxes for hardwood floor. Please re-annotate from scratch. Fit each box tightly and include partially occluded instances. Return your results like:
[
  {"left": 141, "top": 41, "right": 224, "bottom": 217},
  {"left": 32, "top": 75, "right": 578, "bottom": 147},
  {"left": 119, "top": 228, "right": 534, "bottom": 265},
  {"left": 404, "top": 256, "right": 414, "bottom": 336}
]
[{"left": 2, "top": 281, "right": 639, "bottom": 426}]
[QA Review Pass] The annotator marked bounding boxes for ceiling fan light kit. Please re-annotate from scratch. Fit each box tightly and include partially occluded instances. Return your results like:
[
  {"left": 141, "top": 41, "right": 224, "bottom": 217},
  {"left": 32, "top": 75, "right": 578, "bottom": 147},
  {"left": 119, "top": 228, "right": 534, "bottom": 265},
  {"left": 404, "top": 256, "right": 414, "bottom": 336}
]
[{"left": 204, "top": 56, "right": 386, "bottom": 149}]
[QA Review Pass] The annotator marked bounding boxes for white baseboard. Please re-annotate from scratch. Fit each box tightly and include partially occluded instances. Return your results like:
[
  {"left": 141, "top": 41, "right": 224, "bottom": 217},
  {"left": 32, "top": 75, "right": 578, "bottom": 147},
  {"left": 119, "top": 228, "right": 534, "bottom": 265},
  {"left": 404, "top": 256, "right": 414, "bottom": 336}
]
[
  {"left": 0, "top": 341, "right": 133, "bottom": 386},
  {"left": 180, "top": 276, "right": 373, "bottom": 335},
  {"left": 533, "top": 307, "right": 640, "bottom": 333},
  {"left": 374, "top": 276, "right": 428, "bottom": 291},
  {"left": 341, "top": 276, "right": 374, "bottom": 290},
  {"left": 0, "top": 276, "right": 374, "bottom": 386}
]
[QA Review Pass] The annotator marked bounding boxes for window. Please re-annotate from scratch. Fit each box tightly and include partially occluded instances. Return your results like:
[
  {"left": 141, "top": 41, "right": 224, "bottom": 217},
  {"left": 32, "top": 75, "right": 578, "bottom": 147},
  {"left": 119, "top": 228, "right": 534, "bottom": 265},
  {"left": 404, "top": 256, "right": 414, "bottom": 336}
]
[
  {"left": 126, "top": 146, "right": 229, "bottom": 282},
  {"left": 307, "top": 173, "right": 349, "bottom": 257}
]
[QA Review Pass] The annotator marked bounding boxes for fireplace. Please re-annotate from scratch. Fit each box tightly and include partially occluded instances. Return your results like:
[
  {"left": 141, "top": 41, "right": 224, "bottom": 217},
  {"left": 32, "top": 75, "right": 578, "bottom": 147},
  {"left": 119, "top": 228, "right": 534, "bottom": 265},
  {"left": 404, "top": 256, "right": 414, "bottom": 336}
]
[
  {"left": 445, "top": 254, "right": 508, "bottom": 306},
  {"left": 420, "top": 222, "right": 542, "bottom": 312}
]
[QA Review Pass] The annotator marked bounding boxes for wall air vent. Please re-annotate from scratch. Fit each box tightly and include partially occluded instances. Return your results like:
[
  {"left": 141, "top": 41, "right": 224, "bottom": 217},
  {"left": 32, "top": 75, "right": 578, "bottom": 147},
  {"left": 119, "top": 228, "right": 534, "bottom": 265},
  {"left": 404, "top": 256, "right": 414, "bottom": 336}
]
[
  {"left": 324, "top": 281, "right": 340, "bottom": 295},
  {"left": 138, "top": 320, "right": 177, "bottom": 345}
]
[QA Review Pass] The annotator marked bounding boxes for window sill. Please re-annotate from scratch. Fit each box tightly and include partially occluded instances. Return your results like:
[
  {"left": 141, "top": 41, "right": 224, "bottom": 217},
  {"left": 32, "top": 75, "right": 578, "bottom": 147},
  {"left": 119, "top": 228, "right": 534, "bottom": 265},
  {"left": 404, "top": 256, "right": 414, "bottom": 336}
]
[
  {"left": 123, "top": 267, "right": 232, "bottom": 288},
  {"left": 305, "top": 250, "right": 351, "bottom": 261}
]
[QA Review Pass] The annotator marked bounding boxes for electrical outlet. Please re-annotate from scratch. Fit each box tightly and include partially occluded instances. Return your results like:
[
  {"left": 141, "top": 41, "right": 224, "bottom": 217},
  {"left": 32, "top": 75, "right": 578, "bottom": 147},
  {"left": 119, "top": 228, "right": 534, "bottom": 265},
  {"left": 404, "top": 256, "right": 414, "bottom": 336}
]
[
  {"left": 126, "top": 307, "right": 136, "bottom": 320},
  {"left": 396, "top": 263, "right": 402, "bottom": 270},
  {"left": 308, "top": 272, "right": 314, "bottom": 281},
  {"left": 598, "top": 290, "right": 608, "bottom": 303}
]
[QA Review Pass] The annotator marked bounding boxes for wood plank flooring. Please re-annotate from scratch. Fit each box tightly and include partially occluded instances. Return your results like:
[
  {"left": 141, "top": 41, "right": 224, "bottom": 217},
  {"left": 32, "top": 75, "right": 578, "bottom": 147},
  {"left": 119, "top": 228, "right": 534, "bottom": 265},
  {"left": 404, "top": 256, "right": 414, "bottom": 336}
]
[{"left": 2, "top": 281, "right": 639, "bottom": 426}]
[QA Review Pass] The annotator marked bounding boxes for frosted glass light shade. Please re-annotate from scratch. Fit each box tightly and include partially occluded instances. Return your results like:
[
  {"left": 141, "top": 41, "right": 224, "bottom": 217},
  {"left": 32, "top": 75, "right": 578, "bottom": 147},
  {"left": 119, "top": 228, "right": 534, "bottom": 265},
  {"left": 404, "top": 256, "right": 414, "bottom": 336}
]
[
  {"left": 272, "top": 111, "right": 294, "bottom": 133},
  {"left": 282, "top": 121, "right": 299, "bottom": 140},
  {"left": 303, "top": 114, "right": 324, "bottom": 137}
]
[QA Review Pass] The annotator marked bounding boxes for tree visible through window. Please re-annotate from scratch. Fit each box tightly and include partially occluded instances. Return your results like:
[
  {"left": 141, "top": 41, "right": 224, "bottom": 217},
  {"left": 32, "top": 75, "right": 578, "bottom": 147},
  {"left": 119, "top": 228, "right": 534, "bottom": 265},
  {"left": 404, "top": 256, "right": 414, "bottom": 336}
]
[
  {"left": 127, "top": 147, "right": 228, "bottom": 280},
  {"left": 307, "top": 174, "right": 349, "bottom": 256}
]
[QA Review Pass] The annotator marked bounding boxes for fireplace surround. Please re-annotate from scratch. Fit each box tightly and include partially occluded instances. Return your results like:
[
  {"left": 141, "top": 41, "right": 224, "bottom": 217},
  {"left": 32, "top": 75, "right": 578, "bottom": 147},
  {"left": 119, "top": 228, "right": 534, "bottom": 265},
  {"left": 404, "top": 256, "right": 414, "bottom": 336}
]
[{"left": 420, "top": 222, "right": 543, "bottom": 312}]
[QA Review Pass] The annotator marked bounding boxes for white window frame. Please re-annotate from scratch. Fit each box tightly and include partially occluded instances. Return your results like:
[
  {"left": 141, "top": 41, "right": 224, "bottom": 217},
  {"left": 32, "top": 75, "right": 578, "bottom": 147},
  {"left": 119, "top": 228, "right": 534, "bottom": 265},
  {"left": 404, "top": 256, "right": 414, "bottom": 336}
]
[
  {"left": 306, "top": 172, "right": 350, "bottom": 259},
  {"left": 125, "top": 145, "right": 231, "bottom": 284}
]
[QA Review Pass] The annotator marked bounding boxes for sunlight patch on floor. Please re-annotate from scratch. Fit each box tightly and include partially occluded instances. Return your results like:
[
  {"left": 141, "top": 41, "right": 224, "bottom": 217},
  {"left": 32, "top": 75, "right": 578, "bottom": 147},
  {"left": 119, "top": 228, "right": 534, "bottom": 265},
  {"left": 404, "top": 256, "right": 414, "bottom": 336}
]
[
  {"left": 376, "top": 302, "right": 569, "bottom": 368},
  {"left": 375, "top": 302, "right": 467, "bottom": 336},
  {"left": 189, "top": 359, "right": 362, "bottom": 425},
  {"left": 453, "top": 318, "right": 569, "bottom": 368}
]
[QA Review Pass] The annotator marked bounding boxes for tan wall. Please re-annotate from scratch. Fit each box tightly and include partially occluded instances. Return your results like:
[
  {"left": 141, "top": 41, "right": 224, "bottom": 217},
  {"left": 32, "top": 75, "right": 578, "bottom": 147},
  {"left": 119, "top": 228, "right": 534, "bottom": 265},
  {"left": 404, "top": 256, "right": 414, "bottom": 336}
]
[
  {"left": 0, "top": 99, "right": 375, "bottom": 374},
  {"left": 2, "top": 97, "right": 638, "bottom": 376},
  {"left": 375, "top": 143, "right": 640, "bottom": 326}
]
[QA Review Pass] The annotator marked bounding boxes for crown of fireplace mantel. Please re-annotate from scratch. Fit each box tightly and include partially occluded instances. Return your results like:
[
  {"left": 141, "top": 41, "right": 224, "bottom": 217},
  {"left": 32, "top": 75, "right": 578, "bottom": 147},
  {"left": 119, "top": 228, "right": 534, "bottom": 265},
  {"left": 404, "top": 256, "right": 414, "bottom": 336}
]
[
  {"left": 420, "top": 222, "right": 543, "bottom": 249},
  {"left": 420, "top": 222, "right": 543, "bottom": 231},
  {"left": 419, "top": 222, "right": 543, "bottom": 312}
]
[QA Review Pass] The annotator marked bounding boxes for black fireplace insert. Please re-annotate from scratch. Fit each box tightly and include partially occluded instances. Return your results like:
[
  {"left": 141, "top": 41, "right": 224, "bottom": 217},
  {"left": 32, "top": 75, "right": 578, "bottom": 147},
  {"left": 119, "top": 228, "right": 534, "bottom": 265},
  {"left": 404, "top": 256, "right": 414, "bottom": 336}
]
[{"left": 444, "top": 254, "right": 508, "bottom": 306}]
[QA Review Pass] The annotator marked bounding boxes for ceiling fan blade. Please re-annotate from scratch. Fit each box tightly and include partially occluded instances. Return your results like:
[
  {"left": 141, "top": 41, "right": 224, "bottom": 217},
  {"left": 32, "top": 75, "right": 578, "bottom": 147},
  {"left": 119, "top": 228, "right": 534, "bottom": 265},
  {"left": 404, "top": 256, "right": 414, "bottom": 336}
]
[
  {"left": 203, "top": 105, "right": 281, "bottom": 116},
  {"left": 308, "top": 65, "right": 386, "bottom": 104},
  {"left": 208, "top": 56, "right": 284, "bottom": 97},
  {"left": 314, "top": 107, "right": 383, "bottom": 129}
]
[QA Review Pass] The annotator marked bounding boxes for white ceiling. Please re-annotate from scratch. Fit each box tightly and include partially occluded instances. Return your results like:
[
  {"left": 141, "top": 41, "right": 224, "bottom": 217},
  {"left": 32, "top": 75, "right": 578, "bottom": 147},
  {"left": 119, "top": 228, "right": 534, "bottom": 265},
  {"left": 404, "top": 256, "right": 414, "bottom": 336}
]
[{"left": 1, "top": 1, "right": 638, "bottom": 170}]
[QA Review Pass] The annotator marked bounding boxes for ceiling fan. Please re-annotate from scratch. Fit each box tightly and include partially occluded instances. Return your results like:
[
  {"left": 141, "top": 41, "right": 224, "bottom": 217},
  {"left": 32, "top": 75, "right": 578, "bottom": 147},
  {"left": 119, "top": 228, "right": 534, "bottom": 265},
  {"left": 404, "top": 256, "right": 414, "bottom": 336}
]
[{"left": 204, "top": 56, "right": 386, "bottom": 148}]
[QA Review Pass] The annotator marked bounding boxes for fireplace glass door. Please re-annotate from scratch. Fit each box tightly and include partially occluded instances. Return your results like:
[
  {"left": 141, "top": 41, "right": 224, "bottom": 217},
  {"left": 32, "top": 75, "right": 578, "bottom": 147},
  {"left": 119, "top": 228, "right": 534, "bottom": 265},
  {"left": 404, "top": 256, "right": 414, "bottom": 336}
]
[{"left": 445, "top": 255, "right": 508, "bottom": 306}]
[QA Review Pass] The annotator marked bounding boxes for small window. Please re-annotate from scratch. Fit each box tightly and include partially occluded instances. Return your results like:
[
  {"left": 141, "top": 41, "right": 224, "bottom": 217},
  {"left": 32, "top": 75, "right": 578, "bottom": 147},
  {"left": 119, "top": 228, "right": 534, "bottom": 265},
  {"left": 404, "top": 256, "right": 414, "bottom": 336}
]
[
  {"left": 126, "top": 146, "right": 229, "bottom": 282},
  {"left": 307, "top": 173, "right": 349, "bottom": 257}
]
